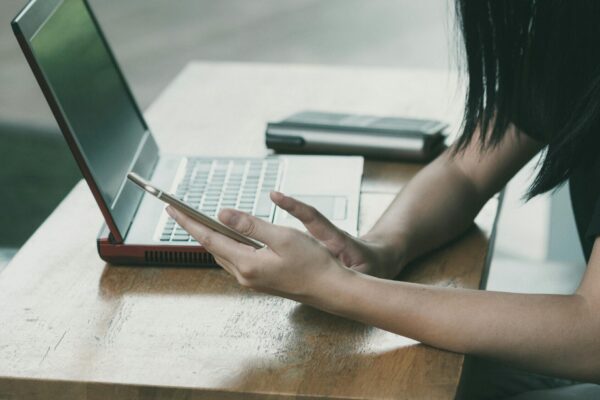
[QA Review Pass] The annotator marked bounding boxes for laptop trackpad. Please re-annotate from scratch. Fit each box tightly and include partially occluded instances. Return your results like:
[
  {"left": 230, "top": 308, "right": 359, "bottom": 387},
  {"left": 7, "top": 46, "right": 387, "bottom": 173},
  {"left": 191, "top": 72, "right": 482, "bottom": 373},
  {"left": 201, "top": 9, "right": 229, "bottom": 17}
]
[{"left": 284, "top": 195, "right": 347, "bottom": 221}]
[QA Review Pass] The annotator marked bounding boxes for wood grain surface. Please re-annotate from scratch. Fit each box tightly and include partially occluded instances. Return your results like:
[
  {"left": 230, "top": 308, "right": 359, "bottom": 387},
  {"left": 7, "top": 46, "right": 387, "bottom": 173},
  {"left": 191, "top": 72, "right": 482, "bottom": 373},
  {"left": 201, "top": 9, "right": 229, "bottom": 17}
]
[{"left": 0, "top": 63, "right": 496, "bottom": 400}]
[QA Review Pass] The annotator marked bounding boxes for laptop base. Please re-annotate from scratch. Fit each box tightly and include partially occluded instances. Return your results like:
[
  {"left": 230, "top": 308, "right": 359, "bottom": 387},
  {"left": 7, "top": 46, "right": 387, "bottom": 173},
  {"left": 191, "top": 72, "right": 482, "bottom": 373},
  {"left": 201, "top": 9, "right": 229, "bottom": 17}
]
[{"left": 97, "top": 227, "right": 216, "bottom": 267}]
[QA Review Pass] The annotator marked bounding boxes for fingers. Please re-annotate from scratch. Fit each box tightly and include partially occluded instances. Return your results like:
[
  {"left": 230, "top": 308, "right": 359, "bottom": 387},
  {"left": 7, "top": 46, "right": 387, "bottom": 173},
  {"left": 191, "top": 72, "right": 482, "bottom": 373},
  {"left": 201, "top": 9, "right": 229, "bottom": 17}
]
[
  {"left": 166, "top": 206, "right": 253, "bottom": 265},
  {"left": 270, "top": 191, "right": 350, "bottom": 255},
  {"left": 217, "top": 208, "right": 286, "bottom": 248},
  {"left": 214, "top": 255, "right": 232, "bottom": 272},
  {"left": 214, "top": 255, "right": 239, "bottom": 278}
]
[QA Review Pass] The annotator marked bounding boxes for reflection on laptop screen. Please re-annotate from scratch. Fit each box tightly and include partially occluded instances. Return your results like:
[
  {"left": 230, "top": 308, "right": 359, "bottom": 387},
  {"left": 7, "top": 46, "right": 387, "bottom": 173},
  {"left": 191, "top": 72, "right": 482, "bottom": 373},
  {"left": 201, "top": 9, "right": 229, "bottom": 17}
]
[{"left": 30, "top": 0, "right": 147, "bottom": 208}]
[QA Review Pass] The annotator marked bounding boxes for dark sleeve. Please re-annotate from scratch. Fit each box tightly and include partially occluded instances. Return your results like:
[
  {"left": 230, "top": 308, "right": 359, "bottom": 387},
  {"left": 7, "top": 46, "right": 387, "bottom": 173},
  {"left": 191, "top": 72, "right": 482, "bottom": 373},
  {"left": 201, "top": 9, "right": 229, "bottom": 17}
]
[
  {"left": 587, "top": 198, "right": 600, "bottom": 241},
  {"left": 569, "top": 163, "right": 600, "bottom": 261}
]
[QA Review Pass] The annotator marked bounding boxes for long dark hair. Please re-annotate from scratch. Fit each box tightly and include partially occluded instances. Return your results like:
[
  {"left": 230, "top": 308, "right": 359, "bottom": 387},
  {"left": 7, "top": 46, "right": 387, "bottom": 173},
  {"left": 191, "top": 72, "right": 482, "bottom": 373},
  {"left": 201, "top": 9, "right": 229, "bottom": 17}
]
[{"left": 454, "top": 0, "right": 600, "bottom": 197}]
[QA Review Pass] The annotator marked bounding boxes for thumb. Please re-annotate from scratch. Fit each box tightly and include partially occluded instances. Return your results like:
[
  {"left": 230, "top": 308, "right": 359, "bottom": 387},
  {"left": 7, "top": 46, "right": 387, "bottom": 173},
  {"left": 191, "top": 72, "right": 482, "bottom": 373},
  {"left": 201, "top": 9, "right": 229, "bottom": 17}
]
[{"left": 218, "top": 208, "right": 282, "bottom": 246}]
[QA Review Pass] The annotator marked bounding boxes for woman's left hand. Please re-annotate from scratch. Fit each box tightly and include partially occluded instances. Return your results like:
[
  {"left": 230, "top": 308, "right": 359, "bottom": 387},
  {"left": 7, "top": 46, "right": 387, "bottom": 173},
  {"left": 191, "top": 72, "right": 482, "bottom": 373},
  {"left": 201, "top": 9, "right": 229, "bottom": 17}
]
[{"left": 165, "top": 204, "right": 352, "bottom": 305}]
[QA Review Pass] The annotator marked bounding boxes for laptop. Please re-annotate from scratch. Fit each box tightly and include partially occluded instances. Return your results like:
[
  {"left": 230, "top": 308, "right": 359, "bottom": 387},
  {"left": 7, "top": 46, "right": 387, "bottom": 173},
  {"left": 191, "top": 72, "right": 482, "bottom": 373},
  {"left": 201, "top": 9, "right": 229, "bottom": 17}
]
[{"left": 12, "top": 0, "right": 363, "bottom": 266}]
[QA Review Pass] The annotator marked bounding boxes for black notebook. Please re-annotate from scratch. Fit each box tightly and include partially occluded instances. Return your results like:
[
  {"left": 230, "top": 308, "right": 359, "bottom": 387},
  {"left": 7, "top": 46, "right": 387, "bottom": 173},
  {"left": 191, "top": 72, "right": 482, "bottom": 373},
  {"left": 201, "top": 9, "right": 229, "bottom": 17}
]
[{"left": 265, "top": 111, "right": 448, "bottom": 162}]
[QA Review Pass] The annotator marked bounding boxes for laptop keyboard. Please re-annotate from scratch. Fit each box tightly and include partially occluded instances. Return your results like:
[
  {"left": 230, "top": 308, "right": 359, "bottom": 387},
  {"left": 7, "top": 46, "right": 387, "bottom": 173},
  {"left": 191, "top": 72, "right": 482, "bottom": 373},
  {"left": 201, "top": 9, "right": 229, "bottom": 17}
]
[{"left": 159, "top": 158, "right": 281, "bottom": 242}]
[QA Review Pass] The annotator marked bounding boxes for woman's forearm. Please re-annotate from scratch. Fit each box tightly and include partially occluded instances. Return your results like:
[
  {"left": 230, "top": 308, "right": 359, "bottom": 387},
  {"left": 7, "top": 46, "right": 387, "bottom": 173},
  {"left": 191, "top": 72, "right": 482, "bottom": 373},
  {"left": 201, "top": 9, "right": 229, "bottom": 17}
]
[
  {"left": 363, "top": 152, "right": 487, "bottom": 265},
  {"left": 364, "top": 126, "right": 543, "bottom": 269},
  {"left": 316, "top": 270, "right": 600, "bottom": 383}
]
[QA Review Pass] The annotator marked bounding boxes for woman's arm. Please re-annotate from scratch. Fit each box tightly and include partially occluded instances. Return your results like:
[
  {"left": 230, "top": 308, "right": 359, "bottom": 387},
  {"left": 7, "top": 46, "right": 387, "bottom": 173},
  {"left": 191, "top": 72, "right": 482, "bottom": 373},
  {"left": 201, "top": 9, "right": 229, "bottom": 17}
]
[
  {"left": 169, "top": 200, "right": 600, "bottom": 382},
  {"left": 313, "top": 238, "right": 600, "bottom": 383},
  {"left": 363, "top": 124, "right": 542, "bottom": 273}
]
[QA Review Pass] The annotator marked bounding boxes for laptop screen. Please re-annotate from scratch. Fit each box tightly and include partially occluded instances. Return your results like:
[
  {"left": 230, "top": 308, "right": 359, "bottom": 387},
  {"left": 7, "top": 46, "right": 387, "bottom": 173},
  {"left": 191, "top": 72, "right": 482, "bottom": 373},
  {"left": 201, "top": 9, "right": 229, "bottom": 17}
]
[{"left": 29, "top": 0, "right": 148, "bottom": 210}]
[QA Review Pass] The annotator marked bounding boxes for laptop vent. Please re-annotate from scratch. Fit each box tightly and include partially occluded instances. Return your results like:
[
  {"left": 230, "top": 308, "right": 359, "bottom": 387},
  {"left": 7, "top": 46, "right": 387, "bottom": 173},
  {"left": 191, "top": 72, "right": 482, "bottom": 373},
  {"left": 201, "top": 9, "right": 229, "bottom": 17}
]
[{"left": 144, "top": 250, "right": 215, "bottom": 266}]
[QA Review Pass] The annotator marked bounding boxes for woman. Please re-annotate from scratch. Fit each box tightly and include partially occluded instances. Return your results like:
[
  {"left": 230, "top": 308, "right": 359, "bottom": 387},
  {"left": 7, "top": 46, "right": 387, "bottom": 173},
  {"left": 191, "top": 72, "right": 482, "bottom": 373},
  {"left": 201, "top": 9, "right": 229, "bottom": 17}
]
[{"left": 167, "top": 1, "right": 600, "bottom": 398}]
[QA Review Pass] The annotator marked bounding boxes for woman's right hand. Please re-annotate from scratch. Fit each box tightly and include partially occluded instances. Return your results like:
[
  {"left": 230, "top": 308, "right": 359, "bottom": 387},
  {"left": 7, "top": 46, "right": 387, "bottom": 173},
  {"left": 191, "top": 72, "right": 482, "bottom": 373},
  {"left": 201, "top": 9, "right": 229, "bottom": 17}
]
[{"left": 270, "top": 192, "right": 406, "bottom": 279}]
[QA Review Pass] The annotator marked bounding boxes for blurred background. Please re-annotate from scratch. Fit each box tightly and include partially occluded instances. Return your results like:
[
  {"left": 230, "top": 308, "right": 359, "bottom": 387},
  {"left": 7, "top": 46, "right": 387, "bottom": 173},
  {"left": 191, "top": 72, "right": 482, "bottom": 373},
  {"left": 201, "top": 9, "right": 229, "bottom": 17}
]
[{"left": 0, "top": 0, "right": 586, "bottom": 294}]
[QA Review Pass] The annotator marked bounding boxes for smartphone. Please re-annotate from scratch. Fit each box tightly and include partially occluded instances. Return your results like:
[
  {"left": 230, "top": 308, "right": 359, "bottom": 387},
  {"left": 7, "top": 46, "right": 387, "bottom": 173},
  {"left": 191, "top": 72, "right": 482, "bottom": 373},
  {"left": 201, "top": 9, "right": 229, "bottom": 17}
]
[{"left": 127, "top": 172, "right": 264, "bottom": 249}]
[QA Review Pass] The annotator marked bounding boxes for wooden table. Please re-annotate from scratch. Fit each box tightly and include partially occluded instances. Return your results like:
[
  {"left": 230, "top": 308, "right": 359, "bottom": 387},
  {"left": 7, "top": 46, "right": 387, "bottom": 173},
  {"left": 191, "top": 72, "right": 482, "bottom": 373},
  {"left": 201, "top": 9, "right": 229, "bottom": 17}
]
[{"left": 0, "top": 62, "right": 499, "bottom": 399}]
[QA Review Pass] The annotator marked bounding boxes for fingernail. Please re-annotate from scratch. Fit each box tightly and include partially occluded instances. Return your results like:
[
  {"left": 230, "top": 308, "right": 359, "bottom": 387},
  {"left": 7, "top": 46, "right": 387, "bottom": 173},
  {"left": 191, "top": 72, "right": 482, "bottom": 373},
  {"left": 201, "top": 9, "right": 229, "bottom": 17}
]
[
  {"left": 270, "top": 191, "right": 284, "bottom": 201},
  {"left": 166, "top": 206, "right": 177, "bottom": 220},
  {"left": 219, "top": 209, "right": 239, "bottom": 226}
]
